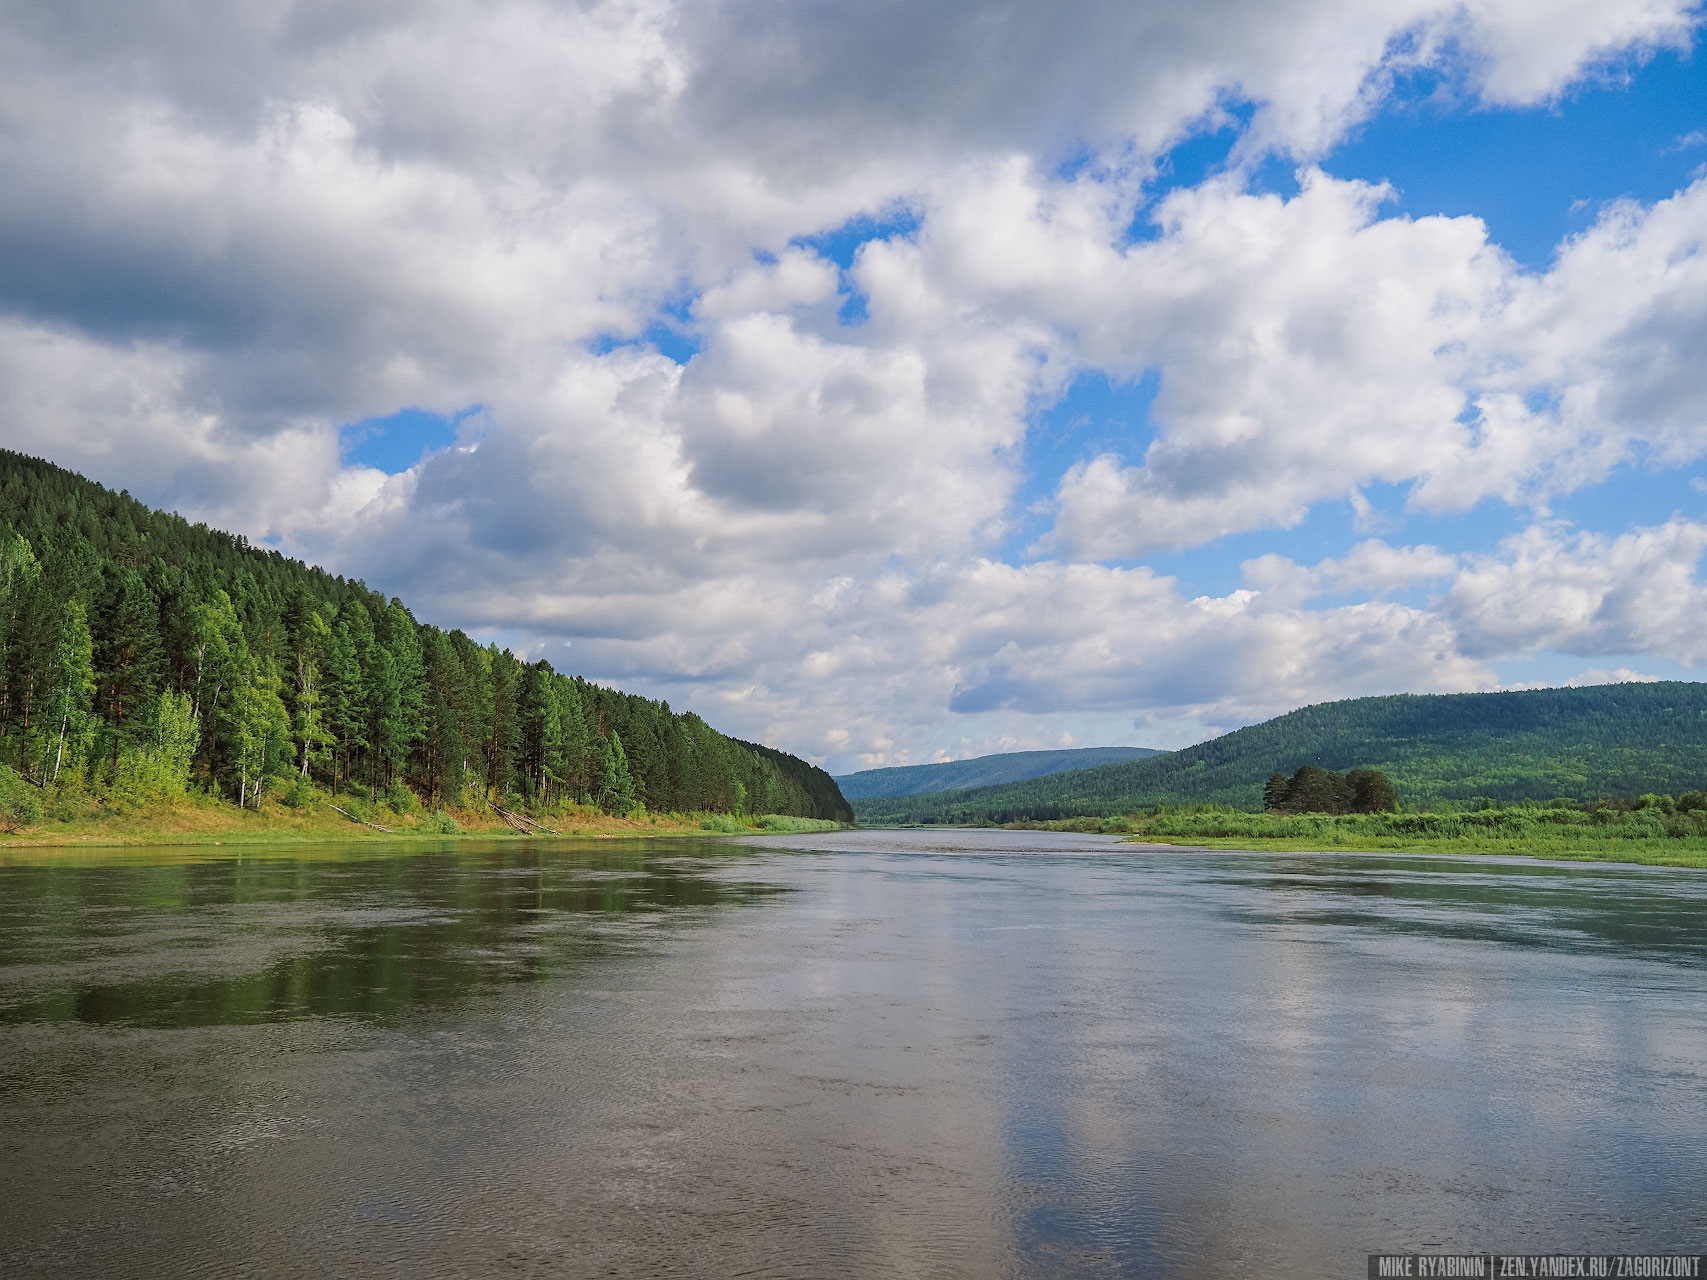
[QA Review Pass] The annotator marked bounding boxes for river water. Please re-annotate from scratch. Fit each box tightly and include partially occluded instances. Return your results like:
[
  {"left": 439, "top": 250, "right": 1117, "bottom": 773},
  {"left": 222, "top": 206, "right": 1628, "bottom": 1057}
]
[{"left": 1, "top": 829, "right": 1703, "bottom": 1277}]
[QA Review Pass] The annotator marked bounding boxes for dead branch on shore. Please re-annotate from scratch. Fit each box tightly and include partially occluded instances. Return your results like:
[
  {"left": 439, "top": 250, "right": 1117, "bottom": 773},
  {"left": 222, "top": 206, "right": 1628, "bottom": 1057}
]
[
  {"left": 329, "top": 803, "right": 395, "bottom": 834},
  {"left": 492, "top": 803, "right": 558, "bottom": 835}
]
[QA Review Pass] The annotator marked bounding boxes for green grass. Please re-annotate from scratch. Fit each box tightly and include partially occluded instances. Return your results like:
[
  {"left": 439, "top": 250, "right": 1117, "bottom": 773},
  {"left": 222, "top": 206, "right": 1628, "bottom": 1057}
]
[
  {"left": 752, "top": 814, "right": 848, "bottom": 833},
  {"left": 0, "top": 781, "right": 792, "bottom": 851},
  {"left": 1115, "top": 807, "right": 1707, "bottom": 868}
]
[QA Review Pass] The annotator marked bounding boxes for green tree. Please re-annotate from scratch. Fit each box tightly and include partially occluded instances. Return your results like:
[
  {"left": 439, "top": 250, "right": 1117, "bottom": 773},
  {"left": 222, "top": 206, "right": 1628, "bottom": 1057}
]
[
  {"left": 226, "top": 653, "right": 290, "bottom": 807},
  {"left": 518, "top": 662, "right": 565, "bottom": 804},
  {"left": 115, "top": 689, "right": 201, "bottom": 799},
  {"left": 1348, "top": 768, "right": 1398, "bottom": 813},
  {"left": 598, "top": 731, "right": 637, "bottom": 816},
  {"left": 1282, "top": 765, "right": 1353, "bottom": 814},
  {"left": 0, "top": 533, "right": 46, "bottom": 770},
  {"left": 43, "top": 599, "right": 97, "bottom": 785},
  {"left": 291, "top": 612, "right": 334, "bottom": 779},
  {"left": 320, "top": 608, "right": 367, "bottom": 791},
  {"left": 188, "top": 590, "right": 241, "bottom": 779},
  {"left": 484, "top": 645, "right": 521, "bottom": 802},
  {"left": 0, "top": 763, "right": 41, "bottom": 831},
  {"left": 420, "top": 630, "right": 471, "bottom": 808},
  {"left": 373, "top": 603, "right": 425, "bottom": 790},
  {"left": 556, "top": 677, "right": 590, "bottom": 801},
  {"left": 96, "top": 566, "right": 164, "bottom": 772}
]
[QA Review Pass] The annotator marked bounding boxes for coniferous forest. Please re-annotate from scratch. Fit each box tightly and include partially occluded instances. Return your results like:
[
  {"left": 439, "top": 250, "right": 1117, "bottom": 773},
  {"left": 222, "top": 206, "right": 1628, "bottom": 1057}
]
[{"left": 0, "top": 450, "right": 852, "bottom": 824}]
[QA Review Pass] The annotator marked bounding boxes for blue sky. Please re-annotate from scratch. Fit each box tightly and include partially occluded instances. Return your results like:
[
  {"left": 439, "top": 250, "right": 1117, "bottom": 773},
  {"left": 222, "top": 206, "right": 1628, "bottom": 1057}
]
[{"left": 3, "top": 0, "right": 1705, "bottom": 767}]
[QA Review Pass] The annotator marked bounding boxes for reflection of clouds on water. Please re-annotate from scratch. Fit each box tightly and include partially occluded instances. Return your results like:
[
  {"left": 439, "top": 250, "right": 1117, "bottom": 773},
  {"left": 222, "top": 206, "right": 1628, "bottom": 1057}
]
[{"left": 1, "top": 834, "right": 1704, "bottom": 1275}]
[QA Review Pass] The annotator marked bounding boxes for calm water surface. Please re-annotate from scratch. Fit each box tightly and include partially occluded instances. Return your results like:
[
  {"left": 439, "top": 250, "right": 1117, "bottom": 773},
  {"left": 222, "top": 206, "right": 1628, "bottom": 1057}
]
[{"left": 1, "top": 829, "right": 1704, "bottom": 1277}]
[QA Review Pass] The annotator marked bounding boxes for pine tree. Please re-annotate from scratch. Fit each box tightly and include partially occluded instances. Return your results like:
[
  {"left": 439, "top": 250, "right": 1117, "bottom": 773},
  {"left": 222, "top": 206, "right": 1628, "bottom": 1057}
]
[
  {"left": 556, "top": 677, "right": 590, "bottom": 801},
  {"left": 420, "top": 630, "right": 469, "bottom": 807},
  {"left": 484, "top": 645, "right": 520, "bottom": 802},
  {"left": 96, "top": 566, "right": 164, "bottom": 772},
  {"left": 518, "top": 662, "right": 565, "bottom": 804},
  {"left": 375, "top": 603, "right": 425, "bottom": 789},
  {"left": 598, "top": 731, "right": 637, "bottom": 816},
  {"left": 0, "top": 532, "right": 41, "bottom": 761},
  {"left": 320, "top": 610, "right": 367, "bottom": 791},
  {"left": 1347, "top": 768, "right": 1398, "bottom": 813}
]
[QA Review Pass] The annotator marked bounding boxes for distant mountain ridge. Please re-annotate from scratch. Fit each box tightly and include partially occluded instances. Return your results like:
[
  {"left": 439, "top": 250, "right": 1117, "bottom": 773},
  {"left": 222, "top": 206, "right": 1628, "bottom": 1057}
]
[
  {"left": 851, "top": 683, "right": 1707, "bottom": 823},
  {"left": 835, "top": 746, "right": 1162, "bottom": 798}
]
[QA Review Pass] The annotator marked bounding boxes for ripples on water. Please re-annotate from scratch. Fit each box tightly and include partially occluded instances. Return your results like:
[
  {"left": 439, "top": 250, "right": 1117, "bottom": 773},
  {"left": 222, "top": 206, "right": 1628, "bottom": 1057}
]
[{"left": 1, "top": 831, "right": 1704, "bottom": 1277}]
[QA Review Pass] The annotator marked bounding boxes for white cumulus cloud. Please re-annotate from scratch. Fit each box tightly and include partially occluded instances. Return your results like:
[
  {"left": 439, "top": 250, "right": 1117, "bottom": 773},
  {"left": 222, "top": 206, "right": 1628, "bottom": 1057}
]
[{"left": 0, "top": 0, "right": 1701, "bottom": 767}]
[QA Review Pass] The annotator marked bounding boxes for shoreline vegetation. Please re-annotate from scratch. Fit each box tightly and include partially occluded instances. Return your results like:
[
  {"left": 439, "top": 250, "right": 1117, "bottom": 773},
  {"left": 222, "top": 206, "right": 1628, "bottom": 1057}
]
[
  {"left": 0, "top": 781, "right": 847, "bottom": 852},
  {"left": 995, "top": 805, "right": 1707, "bottom": 868}
]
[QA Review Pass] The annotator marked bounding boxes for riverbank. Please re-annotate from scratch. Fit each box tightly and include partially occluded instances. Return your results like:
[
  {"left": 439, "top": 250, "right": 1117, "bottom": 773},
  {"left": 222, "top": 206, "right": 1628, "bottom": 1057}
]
[
  {"left": 1101, "top": 809, "right": 1707, "bottom": 868},
  {"left": 0, "top": 789, "right": 846, "bottom": 850}
]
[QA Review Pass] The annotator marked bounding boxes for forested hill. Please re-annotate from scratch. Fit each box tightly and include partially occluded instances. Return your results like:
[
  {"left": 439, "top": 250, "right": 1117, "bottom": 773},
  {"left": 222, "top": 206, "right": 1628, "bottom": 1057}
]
[
  {"left": 835, "top": 746, "right": 1161, "bottom": 799},
  {"left": 853, "top": 683, "right": 1707, "bottom": 824},
  {"left": 0, "top": 449, "right": 851, "bottom": 822}
]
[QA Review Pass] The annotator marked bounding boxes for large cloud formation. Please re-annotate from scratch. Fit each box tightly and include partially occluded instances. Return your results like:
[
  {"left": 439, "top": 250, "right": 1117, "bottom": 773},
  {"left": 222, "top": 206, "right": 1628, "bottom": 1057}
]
[{"left": 0, "top": 0, "right": 1701, "bottom": 766}]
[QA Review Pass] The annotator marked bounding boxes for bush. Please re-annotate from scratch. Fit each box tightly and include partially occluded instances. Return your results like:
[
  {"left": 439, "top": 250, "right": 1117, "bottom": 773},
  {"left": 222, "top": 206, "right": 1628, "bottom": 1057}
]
[
  {"left": 699, "top": 814, "right": 748, "bottom": 833},
  {"left": 385, "top": 781, "right": 422, "bottom": 816},
  {"left": 280, "top": 774, "right": 320, "bottom": 811},
  {"left": 755, "top": 814, "right": 844, "bottom": 833},
  {"left": 0, "top": 765, "right": 42, "bottom": 832},
  {"left": 423, "top": 810, "right": 459, "bottom": 834}
]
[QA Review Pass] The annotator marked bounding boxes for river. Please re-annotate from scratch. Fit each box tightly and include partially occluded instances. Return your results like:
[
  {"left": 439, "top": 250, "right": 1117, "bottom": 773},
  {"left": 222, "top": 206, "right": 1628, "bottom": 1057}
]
[{"left": 2, "top": 828, "right": 1703, "bottom": 1277}]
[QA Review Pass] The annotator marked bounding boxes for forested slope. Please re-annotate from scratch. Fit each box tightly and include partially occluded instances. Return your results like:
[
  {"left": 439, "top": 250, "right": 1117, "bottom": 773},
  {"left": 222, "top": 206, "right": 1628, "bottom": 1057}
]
[
  {"left": 0, "top": 450, "right": 851, "bottom": 822},
  {"left": 835, "top": 746, "right": 1160, "bottom": 799},
  {"left": 853, "top": 684, "right": 1707, "bottom": 823}
]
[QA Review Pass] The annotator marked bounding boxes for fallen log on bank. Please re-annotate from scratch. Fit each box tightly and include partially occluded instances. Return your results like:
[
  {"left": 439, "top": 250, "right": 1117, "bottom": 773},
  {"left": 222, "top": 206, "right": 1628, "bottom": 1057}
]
[
  {"left": 492, "top": 804, "right": 558, "bottom": 835},
  {"left": 329, "top": 803, "right": 395, "bottom": 834}
]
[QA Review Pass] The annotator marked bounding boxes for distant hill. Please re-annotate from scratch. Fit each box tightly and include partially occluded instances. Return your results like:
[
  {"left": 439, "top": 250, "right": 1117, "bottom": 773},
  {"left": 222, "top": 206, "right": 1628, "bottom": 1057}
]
[
  {"left": 852, "top": 683, "right": 1707, "bottom": 823},
  {"left": 835, "top": 746, "right": 1162, "bottom": 799}
]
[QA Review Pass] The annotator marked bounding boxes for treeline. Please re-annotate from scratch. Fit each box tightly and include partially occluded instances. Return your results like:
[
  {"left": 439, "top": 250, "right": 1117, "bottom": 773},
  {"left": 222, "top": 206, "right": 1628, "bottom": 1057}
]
[
  {"left": 854, "top": 684, "right": 1707, "bottom": 824},
  {"left": 1263, "top": 765, "right": 1396, "bottom": 814},
  {"left": 0, "top": 450, "right": 851, "bottom": 822}
]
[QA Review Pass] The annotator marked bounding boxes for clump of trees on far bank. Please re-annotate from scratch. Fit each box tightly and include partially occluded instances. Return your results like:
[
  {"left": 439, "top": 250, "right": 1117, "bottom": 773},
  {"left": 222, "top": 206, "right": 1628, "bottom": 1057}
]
[{"left": 1264, "top": 765, "right": 1397, "bottom": 814}]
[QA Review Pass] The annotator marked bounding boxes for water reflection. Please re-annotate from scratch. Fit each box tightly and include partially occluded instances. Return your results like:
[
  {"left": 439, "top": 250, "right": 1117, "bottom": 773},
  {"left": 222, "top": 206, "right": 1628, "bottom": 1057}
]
[
  {"left": 1, "top": 833, "right": 1704, "bottom": 1278},
  {"left": 1199, "top": 853, "right": 1707, "bottom": 961},
  {"left": 0, "top": 840, "right": 790, "bottom": 1026}
]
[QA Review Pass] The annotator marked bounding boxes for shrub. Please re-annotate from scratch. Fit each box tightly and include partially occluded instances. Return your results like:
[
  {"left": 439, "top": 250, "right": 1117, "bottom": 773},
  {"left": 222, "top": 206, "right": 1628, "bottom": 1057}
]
[
  {"left": 280, "top": 774, "right": 319, "bottom": 811},
  {"left": 756, "top": 814, "right": 844, "bottom": 833},
  {"left": 385, "top": 781, "right": 422, "bottom": 816},
  {"left": 0, "top": 766, "right": 42, "bottom": 832},
  {"left": 700, "top": 814, "right": 748, "bottom": 833},
  {"left": 423, "top": 810, "right": 459, "bottom": 834}
]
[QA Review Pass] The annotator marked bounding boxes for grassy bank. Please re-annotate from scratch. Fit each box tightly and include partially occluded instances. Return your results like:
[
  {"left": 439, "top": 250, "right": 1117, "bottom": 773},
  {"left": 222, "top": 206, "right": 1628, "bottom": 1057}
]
[
  {"left": 1084, "top": 807, "right": 1707, "bottom": 868},
  {"left": 0, "top": 784, "right": 848, "bottom": 850}
]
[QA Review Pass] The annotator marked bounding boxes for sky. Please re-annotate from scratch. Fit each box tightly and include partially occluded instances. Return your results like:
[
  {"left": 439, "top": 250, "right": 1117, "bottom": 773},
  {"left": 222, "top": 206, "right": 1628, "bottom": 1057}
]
[{"left": 0, "top": 0, "right": 1704, "bottom": 772}]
